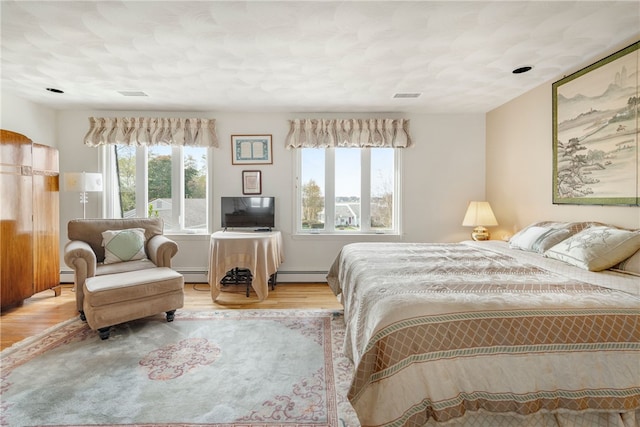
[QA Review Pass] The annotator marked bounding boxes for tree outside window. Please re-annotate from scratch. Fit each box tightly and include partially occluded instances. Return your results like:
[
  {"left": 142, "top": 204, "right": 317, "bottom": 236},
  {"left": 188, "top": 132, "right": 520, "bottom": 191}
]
[{"left": 112, "top": 145, "right": 208, "bottom": 233}]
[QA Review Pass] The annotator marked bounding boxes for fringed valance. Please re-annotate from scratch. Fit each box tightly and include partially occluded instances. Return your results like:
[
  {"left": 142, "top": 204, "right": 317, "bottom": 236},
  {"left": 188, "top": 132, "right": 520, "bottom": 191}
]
[
  {"left": 83, "top": 117, "right": 219, "bottom": 147},
  {"left": 285, "top": 118, "right": 412, "bottom": 149}
]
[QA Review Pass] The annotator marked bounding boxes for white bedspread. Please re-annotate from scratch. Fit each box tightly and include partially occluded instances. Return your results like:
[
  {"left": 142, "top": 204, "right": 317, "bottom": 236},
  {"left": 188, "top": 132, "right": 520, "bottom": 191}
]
[{"left": 327, "top": 241, "right": 640, "bottom": 427}]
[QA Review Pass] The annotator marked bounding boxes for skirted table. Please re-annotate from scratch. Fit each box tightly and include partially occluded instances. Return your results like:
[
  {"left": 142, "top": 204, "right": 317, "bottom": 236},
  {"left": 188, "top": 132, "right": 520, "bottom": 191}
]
[{"left": 208, "top": 230, "right": 283, "bottom": 301}]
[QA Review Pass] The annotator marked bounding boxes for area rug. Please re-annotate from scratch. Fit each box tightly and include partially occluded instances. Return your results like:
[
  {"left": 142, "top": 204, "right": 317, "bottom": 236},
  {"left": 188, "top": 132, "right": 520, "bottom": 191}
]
[{"left": 0, "top": 310, "right": 360, "bottom": 427}]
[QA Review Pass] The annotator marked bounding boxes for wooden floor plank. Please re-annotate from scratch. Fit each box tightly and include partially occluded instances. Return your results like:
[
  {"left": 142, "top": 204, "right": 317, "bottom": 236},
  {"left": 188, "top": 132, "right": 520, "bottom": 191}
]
[{"left": 1, "top": 282, "right": 342, "bottom": 351}]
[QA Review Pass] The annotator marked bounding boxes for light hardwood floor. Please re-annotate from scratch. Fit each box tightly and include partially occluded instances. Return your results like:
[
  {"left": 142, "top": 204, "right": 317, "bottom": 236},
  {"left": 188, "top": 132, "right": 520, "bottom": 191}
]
[{"left": 0, "top": 282, "right": 343, "bottom": 351}]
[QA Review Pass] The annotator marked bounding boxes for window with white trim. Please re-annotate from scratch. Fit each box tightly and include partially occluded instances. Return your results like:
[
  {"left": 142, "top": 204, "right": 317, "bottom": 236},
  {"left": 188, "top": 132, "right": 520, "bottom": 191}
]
[
  {"left": 105, "top": 144, "right": 209, "bottom": 234},
  {"left": 296, "top": 147, "right": 400, "bottom": 234}
]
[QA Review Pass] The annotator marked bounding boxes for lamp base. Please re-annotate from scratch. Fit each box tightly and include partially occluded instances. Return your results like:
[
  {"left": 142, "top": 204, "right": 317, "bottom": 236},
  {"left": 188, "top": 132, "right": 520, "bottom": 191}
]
[{"left": 471, "top": 226, "right": 490, "bottom": 241}]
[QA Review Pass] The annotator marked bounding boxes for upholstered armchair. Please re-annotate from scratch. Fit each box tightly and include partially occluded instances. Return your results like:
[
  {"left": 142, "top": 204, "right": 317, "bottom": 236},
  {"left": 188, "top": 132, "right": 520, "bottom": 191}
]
[{"left": 64, "top": 218, "right": 184, "bottom": 339}]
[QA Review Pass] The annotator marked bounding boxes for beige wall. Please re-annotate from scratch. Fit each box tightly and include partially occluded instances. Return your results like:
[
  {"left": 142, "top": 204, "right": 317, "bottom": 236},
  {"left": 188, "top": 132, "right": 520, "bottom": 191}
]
[{"left": 486, "top": 65, "right": 640, "bottom": 239}]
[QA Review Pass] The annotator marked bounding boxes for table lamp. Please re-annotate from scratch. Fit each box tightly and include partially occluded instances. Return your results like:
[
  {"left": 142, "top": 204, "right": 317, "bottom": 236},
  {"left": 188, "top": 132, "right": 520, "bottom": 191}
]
[{"left": 462, "top": 201, "right": 498, "bottom": 241}]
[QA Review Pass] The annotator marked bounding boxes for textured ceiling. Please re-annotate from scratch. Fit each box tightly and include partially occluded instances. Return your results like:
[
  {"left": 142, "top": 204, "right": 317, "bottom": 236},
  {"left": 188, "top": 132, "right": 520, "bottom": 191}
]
[{"left": 1, "top": 1, "right": 639, "bottom": 113}]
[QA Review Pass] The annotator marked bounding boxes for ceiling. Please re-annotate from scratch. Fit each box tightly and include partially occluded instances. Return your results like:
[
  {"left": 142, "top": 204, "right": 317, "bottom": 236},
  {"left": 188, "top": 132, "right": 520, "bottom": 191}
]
[{"left": 1, "top": 1, "right": 639, "bottom": 114}]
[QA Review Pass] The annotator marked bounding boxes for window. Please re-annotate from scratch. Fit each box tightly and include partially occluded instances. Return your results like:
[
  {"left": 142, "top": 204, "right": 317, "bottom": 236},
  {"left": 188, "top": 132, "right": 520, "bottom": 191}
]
[
  {"left": 297, "top": 147, "right": 400, "bottom": 234},
  {"left": 105, "top": 144, "right": 208, "bottom": 233}
]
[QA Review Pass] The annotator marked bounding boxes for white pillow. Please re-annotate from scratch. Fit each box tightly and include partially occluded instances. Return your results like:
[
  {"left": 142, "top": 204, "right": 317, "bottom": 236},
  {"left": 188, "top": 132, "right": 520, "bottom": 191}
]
[
  {"left": 509, "top": 226, "right": 571, "bottom": 253},
  {"left": 544, "top": 226, "right": 640, "bottom": 271},
  {"left": 102, "top": 228, "right": 147, "bottom": 264}
]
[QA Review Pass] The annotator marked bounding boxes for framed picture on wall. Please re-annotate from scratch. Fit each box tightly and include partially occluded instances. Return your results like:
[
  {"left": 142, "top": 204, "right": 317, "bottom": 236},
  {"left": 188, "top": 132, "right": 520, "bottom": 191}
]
[
  {"left": 552, "top": 41, "right": 639, "bottom": 206},
  {"left": 231, "top": 135, "right": 273, "bottom": 165},
  {"left": 242, "top": 170, "right": 262, "bottom": 195}
]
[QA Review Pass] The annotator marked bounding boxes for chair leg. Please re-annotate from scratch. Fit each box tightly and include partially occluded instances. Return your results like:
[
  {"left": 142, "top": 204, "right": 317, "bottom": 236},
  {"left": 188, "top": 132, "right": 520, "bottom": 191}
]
[
  {"left": 166, "top": 310, "right": 176, "bottom": 322},
  {"left": 79, "top": 311, "right": 86, "bottom": 321},
  {"left": 98, "top": 327, "right": 111, "bottom": 340}
]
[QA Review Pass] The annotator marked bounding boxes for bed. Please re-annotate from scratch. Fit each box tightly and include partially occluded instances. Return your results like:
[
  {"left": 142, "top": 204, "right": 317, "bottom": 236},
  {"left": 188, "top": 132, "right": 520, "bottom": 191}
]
[{"left": 327, "top": 222, "right": 640, "bottom": 427}]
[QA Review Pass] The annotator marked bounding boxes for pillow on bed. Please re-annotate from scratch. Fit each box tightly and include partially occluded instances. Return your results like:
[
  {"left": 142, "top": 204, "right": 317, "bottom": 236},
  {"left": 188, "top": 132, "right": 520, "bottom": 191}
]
[
  {"left": 517, "top": 221, "right": 570, "bottom": 230},
  {"left": 544, "top": 226, "right": 640, "bottom": 271},
  {"left": 509, "top": 226, "right": 571, "bottom": 253},
  {"left": 102, "top": 228, "right": 147, "bottom": 264},
  {"left": 610, "top": 249, "right": 640, "bottom": 276},
  {"left": 566, "top": 221, "right": 608, "bottom": 234}
]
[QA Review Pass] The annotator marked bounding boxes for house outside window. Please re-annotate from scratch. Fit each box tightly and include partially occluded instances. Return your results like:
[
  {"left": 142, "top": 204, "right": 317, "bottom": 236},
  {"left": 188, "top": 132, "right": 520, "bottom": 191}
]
[
  {"left": 105, "top": 144, "right": 208, "bottom": 234},
  {"left": 297, "top": 147, "right": 400, "bottom": 234}
]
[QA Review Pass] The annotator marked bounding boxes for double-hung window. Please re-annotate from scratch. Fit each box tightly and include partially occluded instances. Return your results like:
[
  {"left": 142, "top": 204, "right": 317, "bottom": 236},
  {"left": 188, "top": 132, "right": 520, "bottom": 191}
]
[
  {"left": 296, "top": 147, "right": 401, "bottom": 234},
  {"left": 85, "top": 117, "right": 217, "bottom": 234},
  {"left": 105, "top": 144, "right": 209, "bottom": 234},
  {"left": 288, "top": 118, "right": 411, "bottom": 235}
]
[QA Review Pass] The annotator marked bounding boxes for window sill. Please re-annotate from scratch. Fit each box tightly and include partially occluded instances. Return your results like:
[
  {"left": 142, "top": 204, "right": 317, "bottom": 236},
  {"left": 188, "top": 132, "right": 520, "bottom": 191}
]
[
  {"left": 292, "top": 232, "right": 403, "bottom": 242},
  {"left": 164, "top": 232, "right": 211, "bottom": 241}
]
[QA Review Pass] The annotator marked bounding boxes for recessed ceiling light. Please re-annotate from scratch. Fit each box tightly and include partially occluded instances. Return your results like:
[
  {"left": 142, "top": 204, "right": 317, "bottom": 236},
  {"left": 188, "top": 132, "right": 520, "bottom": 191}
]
[
  {"left": 512, "top": 66, "right": 533, "bottom": 74},
  {"left": 393, "top": 93, "right": 422, "bottom": 99},
  {"left": 45, "top": 87, "right": 64, "bottom": 93}
]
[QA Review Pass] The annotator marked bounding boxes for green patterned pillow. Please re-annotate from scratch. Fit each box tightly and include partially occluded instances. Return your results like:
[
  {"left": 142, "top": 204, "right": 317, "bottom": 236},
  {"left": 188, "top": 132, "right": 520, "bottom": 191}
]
[
  {"left": 102, "top": 228, "right": 147, "bottom": 264},
  {"left": 544, "top": 226, "right": 640, "bottom": 271}
]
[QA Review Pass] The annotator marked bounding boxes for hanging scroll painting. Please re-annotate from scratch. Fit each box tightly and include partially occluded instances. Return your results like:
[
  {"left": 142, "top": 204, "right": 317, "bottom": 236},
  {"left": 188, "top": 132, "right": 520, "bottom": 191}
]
[{"left": 552, "top": 42, "right": 639, "bottom": 206}]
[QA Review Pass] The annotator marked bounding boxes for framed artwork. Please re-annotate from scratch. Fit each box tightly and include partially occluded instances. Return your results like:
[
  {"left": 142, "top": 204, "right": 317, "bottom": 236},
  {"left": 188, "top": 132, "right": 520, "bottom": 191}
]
[
  {"left": 231, "top": 134, "right": 273, "bottom": 165},
  {"left": 552, "top": 41, "right": 639, "bottom": 206},
  {"left": 242, "top": 170, "right": 262, "bottom": 195}
]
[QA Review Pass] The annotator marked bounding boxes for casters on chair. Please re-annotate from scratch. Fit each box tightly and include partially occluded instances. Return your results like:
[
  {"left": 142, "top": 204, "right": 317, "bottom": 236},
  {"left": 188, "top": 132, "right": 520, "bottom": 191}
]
[
  {"left": 79, "top": 311, "right": 86, "bottom": 321},
  {"left": 95, "top": 311, "right": 176, "bottom": 340},
  {"left": 98, "top": 327, "right": 111, "bottom": 340}
]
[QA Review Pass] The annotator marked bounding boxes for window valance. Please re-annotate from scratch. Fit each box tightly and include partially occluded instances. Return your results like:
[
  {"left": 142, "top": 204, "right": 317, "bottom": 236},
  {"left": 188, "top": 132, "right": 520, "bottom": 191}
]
[
  {"left": 83, "top": 117, "right": 219, "bottom": 147},
  {"left": 285, "top": 118, "right": 412, "bottom": 149}
]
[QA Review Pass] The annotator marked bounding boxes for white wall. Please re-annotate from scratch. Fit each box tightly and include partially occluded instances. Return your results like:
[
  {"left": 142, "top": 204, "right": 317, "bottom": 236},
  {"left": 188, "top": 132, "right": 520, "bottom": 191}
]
[
  {"left": 486, "top": 45, "right": 640, "bottom": 238},
  {"left": 52, "top": 110, "right": 486, "bottom": 281},
  {"left": 1, "top": 92, "right": 57, "bottom": 147}
]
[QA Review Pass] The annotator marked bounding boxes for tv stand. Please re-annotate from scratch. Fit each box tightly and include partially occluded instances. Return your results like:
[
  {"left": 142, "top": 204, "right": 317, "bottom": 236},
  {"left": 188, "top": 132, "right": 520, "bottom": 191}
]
[
  {"left": 208, "top": 231, "right": 283, "bottom": 302},
  {"left": 254, "top": 227, "right": 272, "bottom": 232}
]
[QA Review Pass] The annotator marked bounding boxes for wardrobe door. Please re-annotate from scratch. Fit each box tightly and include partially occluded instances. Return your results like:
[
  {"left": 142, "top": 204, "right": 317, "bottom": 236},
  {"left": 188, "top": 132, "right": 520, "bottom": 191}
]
[
  {"left": 32, "top": 143, "right": 60, "bottom": 294},
  {"left": 1, "top": 130, "right": 34, "bottom": 308}
]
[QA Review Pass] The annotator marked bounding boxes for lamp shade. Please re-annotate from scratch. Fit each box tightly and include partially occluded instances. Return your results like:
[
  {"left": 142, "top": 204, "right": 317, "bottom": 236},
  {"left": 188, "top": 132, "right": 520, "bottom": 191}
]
[
  {"left": 462, "top": 201, "right": 498, "bottom": 227},
  {"left": 64, "top": 172, "right": 103, "bottom": 192}
]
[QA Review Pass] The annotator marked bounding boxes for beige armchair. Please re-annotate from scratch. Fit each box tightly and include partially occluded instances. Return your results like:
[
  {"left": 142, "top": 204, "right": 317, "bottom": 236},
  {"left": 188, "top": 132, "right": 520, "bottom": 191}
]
[{"left": 64, "top": 218, "right": 184, "bottom": 339}]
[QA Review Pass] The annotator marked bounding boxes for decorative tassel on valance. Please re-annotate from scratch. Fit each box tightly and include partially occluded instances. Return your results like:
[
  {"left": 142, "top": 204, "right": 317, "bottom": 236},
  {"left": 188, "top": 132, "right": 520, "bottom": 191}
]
[
  {"left": 83, "top": 117, "right": 219, "bottom": 147},
  {"left": 285, "top": 118, "right": 412, "bottom": 149}
]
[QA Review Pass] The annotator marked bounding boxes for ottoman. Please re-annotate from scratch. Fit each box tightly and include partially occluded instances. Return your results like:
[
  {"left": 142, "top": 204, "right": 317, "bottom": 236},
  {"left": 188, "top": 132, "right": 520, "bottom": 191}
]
[{"left": 83, "top": 267, "right": 184, "bottom": 339}]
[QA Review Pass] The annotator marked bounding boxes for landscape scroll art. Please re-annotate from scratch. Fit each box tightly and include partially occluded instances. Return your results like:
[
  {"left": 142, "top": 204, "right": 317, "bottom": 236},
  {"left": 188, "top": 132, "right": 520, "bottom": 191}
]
[{"left": 553, "top": 41, "right": 639, "bottom": 206}]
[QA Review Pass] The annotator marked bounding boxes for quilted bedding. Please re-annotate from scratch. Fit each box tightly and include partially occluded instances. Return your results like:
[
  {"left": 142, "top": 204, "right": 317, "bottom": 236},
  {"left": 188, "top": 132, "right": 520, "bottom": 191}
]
[{"left": 326, "top": 241, "right": 640, "bottom": 427}]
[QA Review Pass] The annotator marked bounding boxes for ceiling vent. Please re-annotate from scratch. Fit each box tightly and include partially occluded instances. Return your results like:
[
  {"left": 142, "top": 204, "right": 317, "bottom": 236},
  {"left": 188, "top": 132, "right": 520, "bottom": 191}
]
[
  {"left": 393, "top": 92, "right": 421, "bottom": 99},
  {"left": 118, "top": 91, "right": 148, "bottom": 97}
]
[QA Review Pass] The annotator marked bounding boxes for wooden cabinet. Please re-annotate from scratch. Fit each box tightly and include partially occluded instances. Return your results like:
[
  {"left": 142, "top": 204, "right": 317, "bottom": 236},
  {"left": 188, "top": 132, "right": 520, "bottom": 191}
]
[
  {"left": 1, "top": 130, "right": 60, "bottom": 309},
  {"left": 32, "top": 143, "right": 60, "bottom": 294},
  {"left": 0, "top": 130, "right": 33, "bottom": 307}
]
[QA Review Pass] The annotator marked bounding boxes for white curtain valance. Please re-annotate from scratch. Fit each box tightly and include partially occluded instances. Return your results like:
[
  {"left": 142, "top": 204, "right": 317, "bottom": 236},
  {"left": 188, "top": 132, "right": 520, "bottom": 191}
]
[
  {"left": 83, "top": 117, "right": 219, "bottom": 147},
  {"left": 285, "top": 118, "right": 412, "bottom": 149}
]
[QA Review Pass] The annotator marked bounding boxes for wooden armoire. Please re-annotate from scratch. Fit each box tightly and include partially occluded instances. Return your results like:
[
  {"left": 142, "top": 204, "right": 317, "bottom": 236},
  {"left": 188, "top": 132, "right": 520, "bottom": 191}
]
[{"left": 1, "top": 129, "right": 60, "bottom": 310}]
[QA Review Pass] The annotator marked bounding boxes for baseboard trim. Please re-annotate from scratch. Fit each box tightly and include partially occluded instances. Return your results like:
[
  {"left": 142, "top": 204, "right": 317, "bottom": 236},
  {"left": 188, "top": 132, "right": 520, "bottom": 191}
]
[{"left": 59, "top": 269, "right": 328, "bottom": 284}]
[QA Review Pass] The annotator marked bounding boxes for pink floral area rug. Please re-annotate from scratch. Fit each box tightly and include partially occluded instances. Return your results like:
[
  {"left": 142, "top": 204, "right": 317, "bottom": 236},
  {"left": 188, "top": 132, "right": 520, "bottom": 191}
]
[{"left": 0, "top": 310, "right": 360, "bottom": 427}]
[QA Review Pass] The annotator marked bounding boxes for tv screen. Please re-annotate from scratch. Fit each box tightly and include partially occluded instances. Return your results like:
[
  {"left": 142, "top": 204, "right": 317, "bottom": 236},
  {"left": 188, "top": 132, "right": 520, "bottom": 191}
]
[{"left": 221, "top": 197, "right": 275, "bottom": 230}]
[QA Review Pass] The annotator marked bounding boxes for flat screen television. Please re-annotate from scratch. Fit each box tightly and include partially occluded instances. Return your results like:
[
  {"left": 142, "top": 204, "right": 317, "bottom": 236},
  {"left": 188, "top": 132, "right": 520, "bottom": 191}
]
[{"left": 221, "top": 196, "right": 275, "bottom": 230}]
